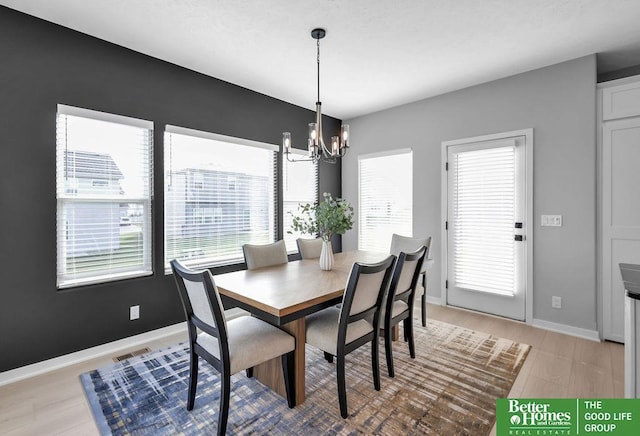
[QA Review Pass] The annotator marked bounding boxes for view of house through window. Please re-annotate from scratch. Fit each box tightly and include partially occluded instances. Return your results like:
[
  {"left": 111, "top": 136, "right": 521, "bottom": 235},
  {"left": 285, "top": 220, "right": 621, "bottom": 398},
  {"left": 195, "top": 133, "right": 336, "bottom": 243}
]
[
  {"left": 282, "top": 152, "right": 318, "bottom": 252},
  {"left": 56, "top": 105, "right": 153, "bottom": 288},
  {"left": 358, "top": 149, "right": 413, "bottom": 252},
  {"left": 164, "top": 126, "right": 277, "bottom": 271}
]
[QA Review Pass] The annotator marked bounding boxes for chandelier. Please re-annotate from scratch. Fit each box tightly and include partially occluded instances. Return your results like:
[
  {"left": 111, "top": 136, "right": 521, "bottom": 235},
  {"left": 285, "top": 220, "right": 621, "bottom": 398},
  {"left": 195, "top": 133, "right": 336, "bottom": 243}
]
[{"left": 283, "top": 28, "right": 349, "bottom": 164}]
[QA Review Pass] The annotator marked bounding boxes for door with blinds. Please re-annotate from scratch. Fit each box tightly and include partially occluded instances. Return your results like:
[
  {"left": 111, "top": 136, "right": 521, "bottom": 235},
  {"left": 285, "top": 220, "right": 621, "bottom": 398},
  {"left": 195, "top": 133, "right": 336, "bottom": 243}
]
[{"left": 445, "top": 135, "right": 527, "bottom": 320}]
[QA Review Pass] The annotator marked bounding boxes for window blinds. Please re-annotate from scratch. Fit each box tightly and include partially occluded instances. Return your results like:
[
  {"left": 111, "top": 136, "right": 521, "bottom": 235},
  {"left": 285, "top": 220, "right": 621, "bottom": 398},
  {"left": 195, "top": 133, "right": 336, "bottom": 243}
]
[
  {"left": 358, "top": 149, "right": 413, "bottom": 252},
  {"left": 282, "top": 152, "right": 318, "bottom": 253},
  {"left": 451, "top": 145, "right": 516, "bottom": 296},
  {"left": 56, "top": 105, "right": 153, "bottom": 288},
  {"left": 164, "top": 126, "right": 277, "bottom": 272}
]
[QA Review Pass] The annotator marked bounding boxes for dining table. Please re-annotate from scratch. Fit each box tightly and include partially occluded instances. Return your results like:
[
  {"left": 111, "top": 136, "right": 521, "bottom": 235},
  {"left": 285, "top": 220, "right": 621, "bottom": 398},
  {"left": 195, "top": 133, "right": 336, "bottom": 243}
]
[{"left": 213, "top": 250, "right": 391, "bottom": 406}]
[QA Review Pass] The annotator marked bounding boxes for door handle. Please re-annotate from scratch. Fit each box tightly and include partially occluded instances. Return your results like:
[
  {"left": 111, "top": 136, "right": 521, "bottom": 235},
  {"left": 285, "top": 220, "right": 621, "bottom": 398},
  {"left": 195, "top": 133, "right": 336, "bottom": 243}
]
[{"left": 514, "top": 235, "right": 524, "bottom": 241}]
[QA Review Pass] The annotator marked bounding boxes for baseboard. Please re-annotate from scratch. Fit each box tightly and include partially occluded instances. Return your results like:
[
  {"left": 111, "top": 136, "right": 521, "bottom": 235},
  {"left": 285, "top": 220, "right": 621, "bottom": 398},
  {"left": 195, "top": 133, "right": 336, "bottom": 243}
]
[
  {"left": 0, "top": 322, "right": 187, "bottom": 387},
  {"left": 532, "top": 318, "right": 601, "bottom": 342},
  {"left": 425, "top": 296, "right": 442, "bottom": 305}
]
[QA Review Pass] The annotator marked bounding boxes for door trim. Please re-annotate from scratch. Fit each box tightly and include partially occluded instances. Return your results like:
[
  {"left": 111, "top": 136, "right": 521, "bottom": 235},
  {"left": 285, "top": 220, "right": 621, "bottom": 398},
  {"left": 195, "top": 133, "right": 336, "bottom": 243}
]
[{"left": 440, "top": 128, "right": 534, "bottom": 324}]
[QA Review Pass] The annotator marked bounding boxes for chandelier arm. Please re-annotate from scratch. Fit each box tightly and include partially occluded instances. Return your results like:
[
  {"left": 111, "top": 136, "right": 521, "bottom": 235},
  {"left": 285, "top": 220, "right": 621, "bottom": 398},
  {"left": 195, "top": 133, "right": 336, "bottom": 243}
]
[{"left": 285, "top": 153, "right": 317, "bottom": 163}]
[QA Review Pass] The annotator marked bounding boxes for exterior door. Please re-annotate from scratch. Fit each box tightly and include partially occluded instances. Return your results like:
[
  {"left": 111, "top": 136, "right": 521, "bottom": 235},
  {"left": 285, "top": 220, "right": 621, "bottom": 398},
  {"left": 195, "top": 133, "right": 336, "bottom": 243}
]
[
  {"left": 445, "top": 135, "right": 527, "bottom": 320},
  {"left": 602, "top": 117, "right": 640, "bottom": 342}
]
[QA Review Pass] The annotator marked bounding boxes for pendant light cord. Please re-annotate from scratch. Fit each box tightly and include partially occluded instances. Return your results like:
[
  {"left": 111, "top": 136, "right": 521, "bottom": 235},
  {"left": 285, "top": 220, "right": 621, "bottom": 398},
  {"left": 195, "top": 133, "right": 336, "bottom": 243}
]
[{"left": 317, "top": 37, "right": 321, "bottom": 103}]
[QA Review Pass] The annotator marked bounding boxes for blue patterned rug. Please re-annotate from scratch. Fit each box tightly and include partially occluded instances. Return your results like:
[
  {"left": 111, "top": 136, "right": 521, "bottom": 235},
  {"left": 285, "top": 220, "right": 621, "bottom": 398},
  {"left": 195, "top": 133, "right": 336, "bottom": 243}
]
[{"left": 80, "top": 319, "right": 529, "bottom": 435}]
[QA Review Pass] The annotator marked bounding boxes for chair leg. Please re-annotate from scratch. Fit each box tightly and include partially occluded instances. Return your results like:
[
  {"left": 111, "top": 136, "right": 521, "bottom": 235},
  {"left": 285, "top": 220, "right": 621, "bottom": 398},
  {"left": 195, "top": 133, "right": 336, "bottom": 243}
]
[
  {"left": 385, "top": 324, "right": 395, "bottom": 378},
  {"left": 282, "top": 352, "right": 296, "bottom": 408},
  {"left": 324, "top": 351, "right": 334, "bottom": 363},
  {"left": 187, "top": 350, "right": 198, "bottom": 410},
  {"left": 337, "top": 354, "right": 348, "bottom": 418},
  {"left": 372, "top": 336, "right": 381, "bottom": 391},
  {"left": 421, "top": 283, "right": 427, "bottom": 328},
  {"left": 407, "top": 317, "right": 416, "bottom": 359},
  {"left": 245, "top": 367, "right": 253, "bottom": 378},
  {"left": 217, "top": 372, "right": 231, "bottom": 436}
]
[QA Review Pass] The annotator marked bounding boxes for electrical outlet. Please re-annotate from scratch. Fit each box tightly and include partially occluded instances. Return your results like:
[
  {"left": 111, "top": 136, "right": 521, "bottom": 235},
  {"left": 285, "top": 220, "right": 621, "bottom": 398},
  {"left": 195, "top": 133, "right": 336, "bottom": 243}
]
[
  {"left": 551, "top": 296, "right": 562, "bottom": 309},
  {"left": 130, "top": 305, "right": 140, "bottom": 320}
]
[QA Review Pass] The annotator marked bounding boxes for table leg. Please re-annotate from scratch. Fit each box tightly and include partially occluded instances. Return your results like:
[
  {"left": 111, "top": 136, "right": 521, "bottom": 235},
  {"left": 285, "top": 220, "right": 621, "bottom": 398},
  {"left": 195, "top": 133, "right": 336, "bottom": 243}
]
[
  {"left": 392, "top": 324, "right": 399, "bottom": 341},
  {"left": 252, "top": 317, "right": 306, "bottom": 405}
]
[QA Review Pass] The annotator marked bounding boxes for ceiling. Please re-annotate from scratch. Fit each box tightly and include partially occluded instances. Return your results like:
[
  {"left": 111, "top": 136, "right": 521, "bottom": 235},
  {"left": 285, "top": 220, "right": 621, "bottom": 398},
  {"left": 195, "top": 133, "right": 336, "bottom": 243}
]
[{"left": 3, "top": 0, "right": 640, "bottom": 120}]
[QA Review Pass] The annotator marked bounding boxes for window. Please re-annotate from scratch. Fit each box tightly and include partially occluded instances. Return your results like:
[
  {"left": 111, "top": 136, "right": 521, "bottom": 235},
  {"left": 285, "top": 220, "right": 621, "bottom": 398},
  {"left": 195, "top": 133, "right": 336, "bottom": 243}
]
[
  {"left": 358, "top": 149, "right": 413, "bottom": 252},
  {"left": 56, "top": 105, "right": 153, "bottom": 288},
  {"left": 164, "top": 125, "right": 277, "bottom": 271},
  {"left": 282, "top": 151, "right": 318, "bottom": 253}
]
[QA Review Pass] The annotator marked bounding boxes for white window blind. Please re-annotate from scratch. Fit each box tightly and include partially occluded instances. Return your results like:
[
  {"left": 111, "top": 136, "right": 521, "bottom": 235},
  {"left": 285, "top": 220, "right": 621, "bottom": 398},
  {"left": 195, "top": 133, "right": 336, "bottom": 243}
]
[
  {"left": 358, "top": 149, "right": 413, "bottom": 252},
  {"left": 164, "top": 126, "right": 277, "bottom": 272},
  {"left": 451, "top": 145, "right": 515, "bottom": 296},
  {"left": 56, "top": 105, "right": 153, "bottom": 288},
  {"left": 283, "top": 152, "right": 318, "bottom": 253}
]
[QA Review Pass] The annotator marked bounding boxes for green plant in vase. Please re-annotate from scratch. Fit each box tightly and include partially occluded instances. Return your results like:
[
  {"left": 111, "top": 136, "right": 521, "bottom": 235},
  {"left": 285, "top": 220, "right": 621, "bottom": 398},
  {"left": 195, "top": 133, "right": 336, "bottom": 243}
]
[{"left": 289, "top": 192, "right": 354, "bottom": 270}]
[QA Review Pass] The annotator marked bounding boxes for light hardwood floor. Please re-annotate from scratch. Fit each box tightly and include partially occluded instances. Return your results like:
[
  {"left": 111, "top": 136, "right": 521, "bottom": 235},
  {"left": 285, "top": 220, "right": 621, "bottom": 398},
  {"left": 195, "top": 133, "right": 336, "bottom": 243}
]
[{"left": 0, "top": 304, "right": 624, "bottom": 435}]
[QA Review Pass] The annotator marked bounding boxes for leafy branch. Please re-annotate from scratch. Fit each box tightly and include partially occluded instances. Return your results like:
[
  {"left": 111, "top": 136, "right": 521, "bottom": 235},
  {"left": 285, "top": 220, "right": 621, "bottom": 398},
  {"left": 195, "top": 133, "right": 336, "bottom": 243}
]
[{"left": 289, "top": 192, "right": 354, "bottom": 242}]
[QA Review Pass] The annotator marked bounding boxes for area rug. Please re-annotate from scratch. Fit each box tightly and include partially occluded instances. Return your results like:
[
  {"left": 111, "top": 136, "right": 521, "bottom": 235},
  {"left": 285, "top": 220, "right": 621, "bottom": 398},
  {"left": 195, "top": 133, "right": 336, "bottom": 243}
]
[{"left": 80, "top": 319, "right": 529, "bottom": 435}]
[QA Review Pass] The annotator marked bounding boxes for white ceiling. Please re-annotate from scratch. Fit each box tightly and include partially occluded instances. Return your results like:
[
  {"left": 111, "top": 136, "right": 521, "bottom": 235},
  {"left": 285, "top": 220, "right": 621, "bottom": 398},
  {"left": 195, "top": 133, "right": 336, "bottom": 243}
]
[{"left": 3, "top": 0, "right": 640, "bottom": 119}]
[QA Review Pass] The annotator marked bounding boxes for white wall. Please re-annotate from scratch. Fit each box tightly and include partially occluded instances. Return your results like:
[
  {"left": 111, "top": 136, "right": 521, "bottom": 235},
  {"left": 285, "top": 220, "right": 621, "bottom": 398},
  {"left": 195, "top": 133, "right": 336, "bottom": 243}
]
[{"left": 342, "top": 55, "right": 597, "bottom": 331}]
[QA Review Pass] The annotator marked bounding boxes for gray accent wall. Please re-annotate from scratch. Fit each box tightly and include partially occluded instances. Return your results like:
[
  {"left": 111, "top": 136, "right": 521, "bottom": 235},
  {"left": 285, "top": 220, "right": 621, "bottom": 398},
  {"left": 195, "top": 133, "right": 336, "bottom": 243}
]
[
  {"left": 342, "top": 55, "right": 597, "bottom": 331},
  {"left": 0, "top": 6, "right": 341, "bottom": 372}
]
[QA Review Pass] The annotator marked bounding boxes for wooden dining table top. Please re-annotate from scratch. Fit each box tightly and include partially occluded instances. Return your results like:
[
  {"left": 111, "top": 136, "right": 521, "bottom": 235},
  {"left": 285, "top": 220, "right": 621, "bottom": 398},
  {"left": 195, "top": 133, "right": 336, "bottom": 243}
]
[{"left": 214, "top": 250, "right": 391, "bottom": 323}]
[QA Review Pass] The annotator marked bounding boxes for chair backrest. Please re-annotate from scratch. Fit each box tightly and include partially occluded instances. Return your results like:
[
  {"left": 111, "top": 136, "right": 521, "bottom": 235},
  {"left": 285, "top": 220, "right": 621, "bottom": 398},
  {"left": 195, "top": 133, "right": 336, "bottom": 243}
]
[
  {"left": 296, "top": 237, "right": 323, "bottom": 259},
  {"left": 338, "top": 255, "right": 396, "bottom": 337},
  {"left": 243, "top": 240, "right": 288, "bottom": 270},
  {"left": 171, "top": 260, "right": 228, "bottom": 367},
  {"left": 390, "top": 234, "right": 431, "bottom": 272},
  {"left": 390, "top": 233, "right": 431, "bottom": 256},
  {"left": 387, "top": 246, "right": 428, "bottom": 312}
]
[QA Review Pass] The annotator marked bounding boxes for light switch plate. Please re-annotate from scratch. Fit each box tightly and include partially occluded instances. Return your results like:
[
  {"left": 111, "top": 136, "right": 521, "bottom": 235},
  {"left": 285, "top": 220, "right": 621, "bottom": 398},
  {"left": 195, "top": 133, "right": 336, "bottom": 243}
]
[{"left": 541, "top": 215, "right": 562, "bottom": 227}]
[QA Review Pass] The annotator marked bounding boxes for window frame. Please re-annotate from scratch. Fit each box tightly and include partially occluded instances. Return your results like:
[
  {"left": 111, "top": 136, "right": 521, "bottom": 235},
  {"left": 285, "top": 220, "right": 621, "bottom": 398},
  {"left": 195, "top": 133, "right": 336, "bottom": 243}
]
[
  {"left": 56, "top": 104, "right": 154, "bottom": 289},
  {"left": 358, "top": 148, "right": 413, "bottom": 252},
  {"left": 163, "top": 125, "right": 278, "bottom": 273}
]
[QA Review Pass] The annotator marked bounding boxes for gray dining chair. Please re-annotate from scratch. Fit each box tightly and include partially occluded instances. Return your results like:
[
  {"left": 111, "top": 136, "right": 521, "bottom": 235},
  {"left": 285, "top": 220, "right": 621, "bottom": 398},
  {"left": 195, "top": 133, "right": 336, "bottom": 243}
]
[
  {"left": 389, "top": 234, "right": 432, "bottom": 326},
  {"left": 296, "top": 237, "right": 323, "bottom": 259},
  {"left": 243, "top": 240, "right": 288, "bottom": 270},
  {"left": 170, "top": 260, "right": 295, "bottom": 435},
  {"left": 381, "top": 246, "right": 427, "bottom": 377},
  {"left": 305, "top": 255, "right": 395, "bottom": 418}
]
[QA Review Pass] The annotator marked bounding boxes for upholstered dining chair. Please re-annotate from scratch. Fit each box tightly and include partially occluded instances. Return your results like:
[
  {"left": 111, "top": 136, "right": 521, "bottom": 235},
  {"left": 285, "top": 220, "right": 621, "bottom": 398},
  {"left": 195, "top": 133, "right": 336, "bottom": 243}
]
[
  {"left": 296, "top": 237, "right": 323, "bottom": 259},
  {"left": 170, "top": 260, "right": 296, "bottom": 435},
  {"left": 242, "top": 239, "right": 288, "bottom": 270},
  {"left": 381, "top": 246, "right": 427, "bottom": 377},
  {"left": 389, "top": 233, "right": 432, "bottom": 327},
  {"left": 305, "top": 255, "right": 395, "bottom": 418}
]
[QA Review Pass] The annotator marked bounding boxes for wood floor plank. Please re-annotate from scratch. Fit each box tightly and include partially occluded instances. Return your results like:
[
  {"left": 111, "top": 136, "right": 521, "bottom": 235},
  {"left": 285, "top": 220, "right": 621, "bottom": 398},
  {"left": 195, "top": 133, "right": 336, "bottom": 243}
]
[
  {"left": 568, "top": 361, "right": 614, "bottom": 398},
  {"left": 574, "top": 337, "right": 612, "bottom": 369},
  {"left": 539, "top": 330, "right": 577, "bottom": 359},
  {"left": 528, "top": 350, "right": 574, "bottom": 387},
  {"left": 521, "top": 374, "right": 571, "bottom": 398}
]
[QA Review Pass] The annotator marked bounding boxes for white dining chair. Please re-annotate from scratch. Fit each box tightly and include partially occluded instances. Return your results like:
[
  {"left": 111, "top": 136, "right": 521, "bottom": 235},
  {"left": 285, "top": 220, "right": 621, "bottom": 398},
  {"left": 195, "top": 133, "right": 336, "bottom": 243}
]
[
  {"left": 296, "top": 237, "right": 323, "bottom": 259},
  {"left": 389, "top": 234, "right": 432, "bottom": 326},
  {"left": 305, "top": 255, "right": 395, "bottom": 418},
  {"left": 243, "top": 240, "right": 288, "bottom": 270},
  {"left": 171, "top": 260, "right": 296, "bottom": 435},
  {"left": 381, "top": 246, "right": 427, "bottom": 377}
]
